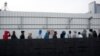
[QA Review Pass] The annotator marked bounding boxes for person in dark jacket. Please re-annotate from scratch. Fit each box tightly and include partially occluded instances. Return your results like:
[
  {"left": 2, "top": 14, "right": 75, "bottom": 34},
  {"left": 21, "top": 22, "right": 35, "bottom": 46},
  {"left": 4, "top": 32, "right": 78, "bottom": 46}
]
[
  {"left": 98, "top": 33, "right": 100, "bottom": 38},
  {"left": 60, "top": 31, "right": 66, "bottom": 39},
  {"left": 53, "top": 31, "right": 57, "bottom": 39},
  {"left": 98, "top": 29, "right": 100, "bottom": 38},
  {"left": 11, "top": 31, "right": 18, "bottom": 39},
  {"left": 20, "top": 31, "right": 25, "bottom": 39},
  {"left": 93, "top": 30, "right": 97, "bottom": 38},
  {"left": 88, "top": 29, "right": 93, "bottom": 38}
]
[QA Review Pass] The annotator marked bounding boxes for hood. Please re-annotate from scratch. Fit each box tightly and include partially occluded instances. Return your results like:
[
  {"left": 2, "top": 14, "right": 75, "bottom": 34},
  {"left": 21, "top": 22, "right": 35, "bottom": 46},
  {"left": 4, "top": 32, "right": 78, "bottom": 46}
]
[{"left": 4, "top": 31, "right": 9, "bottom": 35}]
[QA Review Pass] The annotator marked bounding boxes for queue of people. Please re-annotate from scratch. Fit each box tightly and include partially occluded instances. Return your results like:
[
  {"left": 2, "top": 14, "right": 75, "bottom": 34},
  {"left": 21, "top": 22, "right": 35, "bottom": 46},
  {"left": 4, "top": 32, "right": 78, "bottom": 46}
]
[{"left": 2, "top": 29, "right": 100, "bottom": 41}]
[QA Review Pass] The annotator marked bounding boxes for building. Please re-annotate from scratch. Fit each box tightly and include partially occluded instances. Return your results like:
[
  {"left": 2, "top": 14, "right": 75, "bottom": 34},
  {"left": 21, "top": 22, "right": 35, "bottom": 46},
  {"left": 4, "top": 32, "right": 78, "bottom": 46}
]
[
  {"left": 89, "top": 1, "right": 100, "bottom": 14},
  {"left": 0, "top": 1, "right": 100, "bottom": 39}
]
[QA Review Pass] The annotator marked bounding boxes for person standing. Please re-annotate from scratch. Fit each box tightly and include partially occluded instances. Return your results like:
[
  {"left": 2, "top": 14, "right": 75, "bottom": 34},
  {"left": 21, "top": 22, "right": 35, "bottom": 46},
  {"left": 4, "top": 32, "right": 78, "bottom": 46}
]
[
  {"left": 3, "top": 31, "right": 11, "bottom": 41},
  {"left": 88, "top": 29, "right": 93, "bottom": 38},
  {"left": 67, "top": 31, "right": 72, "bottom": 38},
  {"left": 77, "top": 32, "right": 83, "bottom": 38},
  {"left": 11, "top": 31, "right": 18, "bottom": 39},
  {"left": 82, "top": 29, "right": 87, "bottom": 38},
  {"left": 20, "top": 31, "right": 25, "bottom": 39},
  {"left": 44, "top": 30, "right": 50, "bottom": 39},
  {"left": 60, "top": 31, "right": 66, "bottom": 39},
  {"left": 72, "top": 31, "right": 77, "bottom": 38},
  {"left": 53, "top": 31, "right": 57, "bottom": 39},
  {"left": 98, "top": 29, "right": 100, "bottom": 38},
  {"left": 93, "top": 30, "right": 97, "bottom": 38},
  {"left": 37, "top": 30, "right": 42, "bottom": 39},
  {"left": 28, "top": 33, "right": 32, "bottom": 39},
  {"left": 49, "top": 29, "right": 54, "bottom": 39}
]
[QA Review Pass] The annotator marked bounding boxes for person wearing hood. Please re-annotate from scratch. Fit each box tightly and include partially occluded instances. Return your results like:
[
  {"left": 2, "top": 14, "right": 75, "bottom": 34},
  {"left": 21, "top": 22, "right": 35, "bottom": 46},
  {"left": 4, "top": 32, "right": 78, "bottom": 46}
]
[
  {"left": 28, "top": 33, "right": 32, "bottom": 39},
  {"left": 20, "top": 31, "right": 25, "bottom": 39},
  {"left": 37, "top": 30, "right": 42, "bottom": 39},
  {"left": 11, "top": 31, "right": 18, "bottom": 39},
  {"left": 3, "top": 31, "right": 11, "bottom": 41},
  {"left": 44, "top": 30, "right": 50, "bottom": 39},
  {"left": 60, "top": 31, "right": 66, "bottom": 39}
]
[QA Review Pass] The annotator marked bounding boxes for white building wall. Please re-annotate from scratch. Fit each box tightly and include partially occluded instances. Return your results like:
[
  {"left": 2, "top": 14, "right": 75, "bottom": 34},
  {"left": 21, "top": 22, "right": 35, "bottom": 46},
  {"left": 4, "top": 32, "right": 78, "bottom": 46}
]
[{"left": 0, "top": 11, "right": 100, "bottom": 39}]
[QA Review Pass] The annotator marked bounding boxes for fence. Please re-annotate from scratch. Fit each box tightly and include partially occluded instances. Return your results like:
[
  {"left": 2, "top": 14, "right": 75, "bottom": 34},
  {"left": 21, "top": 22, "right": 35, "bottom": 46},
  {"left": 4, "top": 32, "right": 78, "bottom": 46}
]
[{"left": 0, "top": 11, "right": 100, "bottom": 38}]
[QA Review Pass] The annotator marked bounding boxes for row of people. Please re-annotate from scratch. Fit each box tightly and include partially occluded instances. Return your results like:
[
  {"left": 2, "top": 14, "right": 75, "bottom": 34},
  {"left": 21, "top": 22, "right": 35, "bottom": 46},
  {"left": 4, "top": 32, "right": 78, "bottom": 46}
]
[{"left": 3, "top": 29, "right": 100, "bottom": 40}]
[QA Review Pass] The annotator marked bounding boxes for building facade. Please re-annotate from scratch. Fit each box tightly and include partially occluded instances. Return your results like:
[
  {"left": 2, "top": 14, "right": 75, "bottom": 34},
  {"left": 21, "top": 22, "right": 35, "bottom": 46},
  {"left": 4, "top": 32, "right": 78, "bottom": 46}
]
[{"left": 0, "top": 1, "right": 100, "bottom": 39}]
